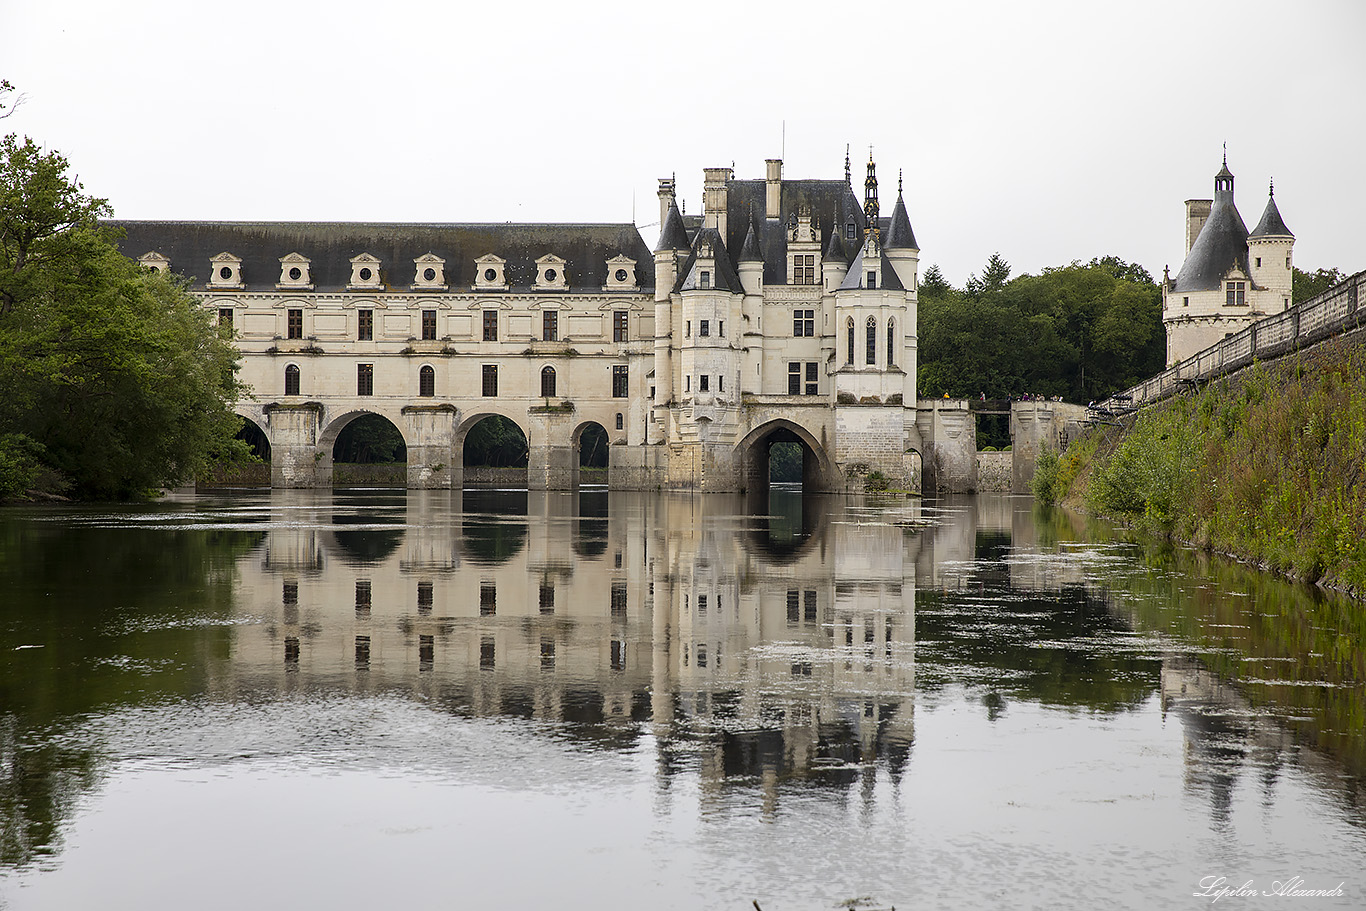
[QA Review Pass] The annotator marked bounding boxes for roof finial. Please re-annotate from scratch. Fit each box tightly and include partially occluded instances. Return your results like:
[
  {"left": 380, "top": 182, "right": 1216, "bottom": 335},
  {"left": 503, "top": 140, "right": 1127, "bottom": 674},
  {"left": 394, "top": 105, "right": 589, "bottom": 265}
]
[
  {"left": 898, "top": 169, "right": 903, "bottom": 194},
  {"left": 845, "top": 145, "right": 851, "bottom": 186},
  {"left": 1269, "top": 177, "right": 1275, "bottom": 197},
  {"left": 1222, "top": 141, "right": 1227, "bottom": 166}
]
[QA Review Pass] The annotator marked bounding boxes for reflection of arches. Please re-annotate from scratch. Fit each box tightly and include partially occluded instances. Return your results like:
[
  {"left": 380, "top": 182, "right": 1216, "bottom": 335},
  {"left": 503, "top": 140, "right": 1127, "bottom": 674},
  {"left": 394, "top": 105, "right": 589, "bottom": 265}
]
[
  {"left": 284, "top": 364, "right": 300, "bottom": 396},
  {"left": 330, "top": 512, "right": 406, "bottom": 564},
  {"left": 736, "top": 420, "right": 835, "bottom": 493},
  {"left": 739, "top": 485, "right": 831, "bottom": 564},
  {"left": 573, "top": 488, "right": 608, "bottom": 558},
  {"left": 460, "top": 489, "right": 528, "bottom": 564}
]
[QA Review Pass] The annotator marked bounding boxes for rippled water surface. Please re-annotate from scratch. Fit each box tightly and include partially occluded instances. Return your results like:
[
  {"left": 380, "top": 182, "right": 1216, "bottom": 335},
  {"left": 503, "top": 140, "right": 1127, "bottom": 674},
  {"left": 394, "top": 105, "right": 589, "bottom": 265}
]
[{"left": 1, "top": 490, "right": 1361, "bottom": 910}]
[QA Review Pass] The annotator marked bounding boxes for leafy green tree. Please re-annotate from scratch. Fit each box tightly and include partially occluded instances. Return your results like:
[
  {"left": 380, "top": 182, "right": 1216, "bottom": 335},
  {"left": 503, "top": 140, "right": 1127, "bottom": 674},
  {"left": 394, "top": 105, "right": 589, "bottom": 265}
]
[
  {"left": 1292, "top": 266, "right": 1347, "bottom": 304},
  {"left": 463, "top": 415, "right": 528, "bottom": 467},
  {"left": 0, "top": 133, "right": 247, "bottom": 498},
  {"left": 333, "top": 414, "right": 406, "bottom": 463}
]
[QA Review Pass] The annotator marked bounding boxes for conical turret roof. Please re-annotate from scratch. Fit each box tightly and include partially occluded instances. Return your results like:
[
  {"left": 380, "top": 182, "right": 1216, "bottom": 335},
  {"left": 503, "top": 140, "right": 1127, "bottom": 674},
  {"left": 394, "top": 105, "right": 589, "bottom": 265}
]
[
  {"left": 1172, "top": 159, "right": 1250, "bottom": 293},
  {"left": 824, "top": 225, "right": 847, "bottom": 262},
  {"left": 739, "top": 220, "right": 763, "bottom": 262},
  {"left": 654, "top": 201, "right": 690, "bottom": 253},
  {"left": 1250, "top": 185, "right": 1293, "bottom": 238},
  {"left": 884, "top": 193, "right": 918, "bottom": 250}
]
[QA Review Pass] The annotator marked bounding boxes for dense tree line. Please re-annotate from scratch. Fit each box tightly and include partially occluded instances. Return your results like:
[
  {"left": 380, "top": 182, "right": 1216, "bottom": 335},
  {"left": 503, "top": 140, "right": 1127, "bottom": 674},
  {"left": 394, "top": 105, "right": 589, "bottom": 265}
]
[
  {"left": 1, "top": 120, "right": 247, "bottom": 499},
  {"left": 917, "top": 254, "right": 1166, "bottom": 404}
]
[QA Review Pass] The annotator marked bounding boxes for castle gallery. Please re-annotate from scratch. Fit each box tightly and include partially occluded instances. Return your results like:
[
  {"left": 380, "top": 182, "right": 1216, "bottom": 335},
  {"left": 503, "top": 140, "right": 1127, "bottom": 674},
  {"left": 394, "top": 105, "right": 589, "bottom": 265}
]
[{"left": 114, "top": 152, "right": 1287, "bottom": 492}]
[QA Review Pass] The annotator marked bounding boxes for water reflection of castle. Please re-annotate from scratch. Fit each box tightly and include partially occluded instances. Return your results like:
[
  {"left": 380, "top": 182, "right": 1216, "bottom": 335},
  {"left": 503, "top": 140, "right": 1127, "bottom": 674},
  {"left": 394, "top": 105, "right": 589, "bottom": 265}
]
[{"left": 219, "top": 489, "right": 924, "bottom": 795}]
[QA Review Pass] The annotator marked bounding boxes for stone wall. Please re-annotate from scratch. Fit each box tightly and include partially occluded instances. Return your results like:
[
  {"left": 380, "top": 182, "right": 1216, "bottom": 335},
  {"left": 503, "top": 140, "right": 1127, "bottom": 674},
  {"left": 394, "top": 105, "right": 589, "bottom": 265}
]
[{"left": 976, "top": 451, "right": 1012, "bottom": 492}]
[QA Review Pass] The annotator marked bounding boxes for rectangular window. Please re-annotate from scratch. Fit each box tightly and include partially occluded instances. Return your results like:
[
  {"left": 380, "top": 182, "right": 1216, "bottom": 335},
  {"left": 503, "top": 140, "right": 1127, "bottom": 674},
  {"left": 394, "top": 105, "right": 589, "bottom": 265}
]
[
  {"left": 718, "top": 375, "right": 724, "bottom": 392},
  {"left": 417, "top": 581, "right": 433, "bottom": 611},
  {"left": 480, "top": 582, "right": 496, "bottom": 616},
  {"left": 700, "top": 271, "right": 710, "bottom": 289},
  {"left": 718, "top": 321, "right": 724, "bottom": 336},
  {"left": 483, "top": 310, "right": 498, "bottom": 341},
  {"left": 1226, "top": 281, "right": 1246, "bottom": 305},
  {"left": 867, "top": 271, "right": 877, "bottom": 289},
  {"left": 685, "top": 321, "right": 690, "bottom": 338},
  {"left": 788, "top": 362, "right": 801, "bottom": 395},
  {"left": 699, "top": 374, "right": 709, "bottom": 392},
  {"left": 793, "top": 253, "right": 815, "bottom": 285},
  {"left": 480, "top": 637, "right": 495, "bottom": 669},
  {"left": 355, "top": 580, "right": 371, "bottom": 614},
  {"left": 419, "top": 634, "right": 434, "bottom": 666},
  {"left": 685, "top": 375, "right": 690, "bottom": 392},
  {"left": 482, "top": 365, "right": 497, "bottom": 397},
  {"left": 540, "top": 583, "right": 555, "bottom": 615},
  {"left": 543, "top": 310, "right": 558, "bottom": 341},
  {"left": 357, "top": 363, "right": 373, "bottom": 396},
  {"left": 804, "top": 590, "right": 817, "bottom": 622},
  {"left": 355, "top": 635, "right": 371, "bottom": 667},
  {"left": 287, "top": 308, "right": 303, "bottom": 339},
  {"left": 611, "top": 581, "right": 627, "bottom": 618},
  {"left": 794, "top": 309, "right": 815, "bottom": 337},
  {"left": 613, "top": 311, "right": 628, "bottom": 342},
  {"left": 612, "top": 365, "right": 628, "bottom": 398},
  {"left": 358, "top": 309, "right": 373, "bottom": 340},
  {"left": 805, "top": 361, "right": 818, "bottom": 395},
  {"left": 218, "top": 308, "right": 233, "bottom": 329},
  {"left": 699, "top": 319, "right": 709, "bottom": 337},
  {"left": 787, "top": 589, "right": 799, "bottom": 623},
  {"left": 422, "top": 309, "right": 437, "bottom": 340}
]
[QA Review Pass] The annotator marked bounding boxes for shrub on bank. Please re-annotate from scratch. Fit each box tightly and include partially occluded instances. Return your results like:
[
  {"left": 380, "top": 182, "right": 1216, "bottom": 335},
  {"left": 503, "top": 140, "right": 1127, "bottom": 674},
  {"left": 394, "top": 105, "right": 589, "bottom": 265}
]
[{"left": 1074, "top": 339, "right": 1366, "bottom": 594}]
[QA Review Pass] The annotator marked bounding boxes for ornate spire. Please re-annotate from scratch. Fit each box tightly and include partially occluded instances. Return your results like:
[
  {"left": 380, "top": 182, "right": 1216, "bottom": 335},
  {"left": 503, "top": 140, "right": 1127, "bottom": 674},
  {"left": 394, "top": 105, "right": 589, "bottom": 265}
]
[
  {"left": 845, "top": 145, "right": 851, "bottom": 186},
  {"left": 863, "top": 149, "right": 880, "bottom": 235}
]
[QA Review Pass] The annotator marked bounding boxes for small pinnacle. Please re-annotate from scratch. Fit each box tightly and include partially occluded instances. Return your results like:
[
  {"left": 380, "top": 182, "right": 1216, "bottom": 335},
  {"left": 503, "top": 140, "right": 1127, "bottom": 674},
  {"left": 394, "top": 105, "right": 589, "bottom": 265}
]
[{"left": 1269, "top": 177, "right": 1275, "bottom": 197}]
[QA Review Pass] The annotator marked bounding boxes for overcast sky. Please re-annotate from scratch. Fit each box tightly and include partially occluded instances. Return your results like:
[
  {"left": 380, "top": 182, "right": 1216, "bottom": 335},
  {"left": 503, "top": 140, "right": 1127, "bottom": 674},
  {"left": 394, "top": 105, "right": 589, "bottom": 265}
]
[{"left": 4, "top": 0, "right": 1363, "bottom": 286}]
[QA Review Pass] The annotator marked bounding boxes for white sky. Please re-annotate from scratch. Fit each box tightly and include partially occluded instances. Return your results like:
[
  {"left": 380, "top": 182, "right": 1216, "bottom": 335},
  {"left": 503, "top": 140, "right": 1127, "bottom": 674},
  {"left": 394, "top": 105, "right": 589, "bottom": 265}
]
[{"left": 4, "top": 0, "right": 1363, "bottom": 286}]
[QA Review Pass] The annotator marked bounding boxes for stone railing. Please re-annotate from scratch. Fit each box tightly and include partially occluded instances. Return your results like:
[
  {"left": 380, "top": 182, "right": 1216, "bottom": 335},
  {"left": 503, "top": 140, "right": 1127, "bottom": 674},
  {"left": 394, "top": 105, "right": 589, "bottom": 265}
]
[{"left": 1095, "top": 269, "right": 1365, "bottom": 414}]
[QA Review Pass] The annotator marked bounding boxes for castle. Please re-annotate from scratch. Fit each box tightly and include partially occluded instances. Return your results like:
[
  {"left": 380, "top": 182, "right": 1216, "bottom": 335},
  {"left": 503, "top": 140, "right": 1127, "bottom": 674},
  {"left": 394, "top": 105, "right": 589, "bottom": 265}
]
[
  {"left": 116, "top": 153, "right": 976, "bottom": 493},
  {"left": 1162, "top": 154, "right": 1295, "bottom": 366}
]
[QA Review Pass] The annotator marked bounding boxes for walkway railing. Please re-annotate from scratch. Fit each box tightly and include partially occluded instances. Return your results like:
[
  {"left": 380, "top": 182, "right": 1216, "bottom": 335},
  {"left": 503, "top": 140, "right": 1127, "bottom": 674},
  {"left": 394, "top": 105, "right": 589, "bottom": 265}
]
[{"left": 1094, "top": 270, "right": 1366, "bottom": 415}]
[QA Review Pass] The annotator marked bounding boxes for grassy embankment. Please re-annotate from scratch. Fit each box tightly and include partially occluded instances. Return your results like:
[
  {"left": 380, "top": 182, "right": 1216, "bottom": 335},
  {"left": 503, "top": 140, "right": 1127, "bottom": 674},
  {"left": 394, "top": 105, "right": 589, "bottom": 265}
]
[{"left": 1033, "top": 336, "right": 1366, "bottom": 598}]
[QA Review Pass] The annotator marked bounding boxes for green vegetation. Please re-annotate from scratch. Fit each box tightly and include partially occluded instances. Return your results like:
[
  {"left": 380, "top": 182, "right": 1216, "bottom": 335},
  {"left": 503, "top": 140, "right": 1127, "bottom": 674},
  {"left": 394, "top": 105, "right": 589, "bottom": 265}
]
[
  {"left": 1057, "top": 339, "right": 1366, "bottom": 596},
  {"left": 334, "top": 414, "right": 406, "bottom": 463},
  {"left": 918, "top": 254, "right": 1165, "bottom": 407},
  {"left": 1, "top": 118, "right": 247, "bottom": 499},
  {"left": 1293, "top": 266, "right": 1348, "bottom": 304},
  {"left": 463, "top": 415, "right": 529, "bottom": 467}
]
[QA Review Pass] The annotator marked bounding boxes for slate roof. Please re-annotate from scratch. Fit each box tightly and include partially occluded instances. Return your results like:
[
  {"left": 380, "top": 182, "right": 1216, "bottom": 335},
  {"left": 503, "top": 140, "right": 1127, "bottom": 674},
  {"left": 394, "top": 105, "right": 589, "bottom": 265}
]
[
  {"left": 1171, "top": 178, "right": 1250, "bottom": 294},
  {"left": 884, "top": 193, "right": 918, "bottom": 250},
  {"left": 722, "top": 178, "right": 869, "bottom": 284},
  {"left": 677, "top": 228, "right": 743, "bottom": 293},
  {"left": 654, "top": 201, "right": 691, "bottom": 253},
  {"left": 1250, "top": 192, "right": 1293, "bottom": 238},
  {"left": 839, "top": 240, "right": 906, "bottom": 292},
  {"left": 738, "top": 220, "right": 763, "bottom": 262},
  {"left": 111, "top": 220, "right": 656, "bottom": 292}
]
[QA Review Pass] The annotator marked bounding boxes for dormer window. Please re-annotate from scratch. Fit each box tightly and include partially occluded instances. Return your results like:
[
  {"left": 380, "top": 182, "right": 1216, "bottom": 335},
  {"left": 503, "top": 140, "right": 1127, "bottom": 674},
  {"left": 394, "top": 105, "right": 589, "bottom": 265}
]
[
  {"left": 603, "top": 254, "right": 638, "bottom": 291},
  {"left": 1225, "top": 281, "right": 1246, "bottom": 305},
  {"left": 277, "top": 253, "right": 314, "bottom": 290},
  {"left": 138, "top": 251, "right": 170, "bottom": 274},
  {"left": 867, "top": 271, "right": 877, "bottom": 289},
  {"left": 348, "top": 253, "right": 384, "bottom": 290},
  {"left": 208, "top": 253, "right": 244, "bottom": 289},
  {"left": 535, "top": 254, "right": 568, "bottom": 290},
  {"left": 412, "top": 253, "right": 447, "bottom": 291},
  {"left": 473, "top": 254, "right": 507, "bottom": 290}
]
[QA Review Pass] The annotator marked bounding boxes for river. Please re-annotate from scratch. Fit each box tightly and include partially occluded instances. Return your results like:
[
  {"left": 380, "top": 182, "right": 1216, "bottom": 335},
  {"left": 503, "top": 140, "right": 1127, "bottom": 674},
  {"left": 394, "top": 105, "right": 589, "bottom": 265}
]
[{"left": 0, "top": 489, "right": 1361, "bottom": 910}]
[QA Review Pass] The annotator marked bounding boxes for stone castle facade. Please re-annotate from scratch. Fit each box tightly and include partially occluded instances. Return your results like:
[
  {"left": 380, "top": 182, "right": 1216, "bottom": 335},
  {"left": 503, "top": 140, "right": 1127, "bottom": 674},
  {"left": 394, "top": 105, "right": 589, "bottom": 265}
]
[
  {"left": 1162, "top": 155, "right": 1295, "bottom": 366},
  {"left": 117, "top": 154, "right": 978, "bottom": 492}
]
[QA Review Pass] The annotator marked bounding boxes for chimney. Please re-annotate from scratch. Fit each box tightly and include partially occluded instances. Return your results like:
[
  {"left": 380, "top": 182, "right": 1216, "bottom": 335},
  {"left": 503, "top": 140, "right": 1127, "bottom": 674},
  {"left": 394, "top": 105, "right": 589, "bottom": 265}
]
[
  {"left": 703, "top": 167, "right": 733, "bottom": 237},
  {"left": 657, "top": 177, "right": 676, "bottom": 230},
  {"left": 1184, "top": 199, "right": 1211, "bottom": 257},
  {"left": 765, "top": 159, "right": 782, "bottom": 219}
]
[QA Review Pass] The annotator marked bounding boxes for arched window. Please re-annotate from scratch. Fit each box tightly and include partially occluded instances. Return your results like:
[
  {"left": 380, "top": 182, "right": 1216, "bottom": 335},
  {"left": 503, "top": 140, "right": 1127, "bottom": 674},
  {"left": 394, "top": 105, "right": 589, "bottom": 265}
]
[
  {"left": 419, "top": 365, "right": 435, "bottom": 397},
  {"left": 887, "top": 318, "right": 896, "bottom": 367},
  {"left": 541, "top": 365, "right": 556, "bottom": 398},
  {"left": 866, "top": 317, "right": 877, "bottom": 366},
  {"left": 846, "top": 318, "right": 855, "bottom": 364},
  {"left": 615, "top": 413, "right": 623, "bottom": 430},
  {"left": 284, "top": 364, "right": 300, "bottom": 396}
]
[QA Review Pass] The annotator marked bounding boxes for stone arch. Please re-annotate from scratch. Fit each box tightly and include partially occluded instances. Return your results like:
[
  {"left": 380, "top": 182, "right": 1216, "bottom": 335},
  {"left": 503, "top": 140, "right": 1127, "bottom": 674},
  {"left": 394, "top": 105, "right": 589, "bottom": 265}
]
[
  {"left": 736, "top": 419, "right": 836, "bottom": 493},
  {"left": 573, "top": 419, "right": 610, "bottom": 486},
  {"left": 320, "top": 409, "right": 410, "bottom": 487},
  {"left": 459, "top": 409, "right": 529, "bottom": 487}
]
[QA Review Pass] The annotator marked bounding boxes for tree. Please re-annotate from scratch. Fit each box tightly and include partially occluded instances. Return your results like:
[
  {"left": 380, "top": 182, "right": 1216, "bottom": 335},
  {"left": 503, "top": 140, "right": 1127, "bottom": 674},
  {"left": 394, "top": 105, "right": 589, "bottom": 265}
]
[
  {"left": 1292, "top": 266, "right": 1347, "bottom": 304},
  {"left": 0, "top": 132, "right": 248, "bottom": 498}
]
